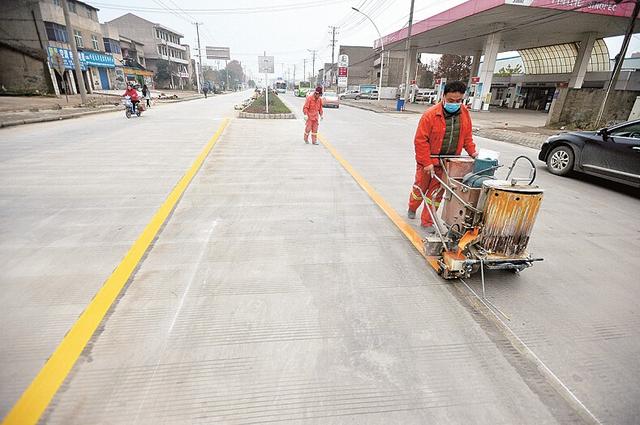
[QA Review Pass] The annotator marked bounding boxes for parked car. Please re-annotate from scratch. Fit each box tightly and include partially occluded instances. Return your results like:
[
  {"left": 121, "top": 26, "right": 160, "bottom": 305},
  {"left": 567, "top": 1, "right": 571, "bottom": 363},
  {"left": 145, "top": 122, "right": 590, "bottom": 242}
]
[
  {"left": 339, "top": 89, "right": 361, "bottom": 100},
  {"left": 322, "top": 91, "right": 339, "bottom": 108},
  {"left": 538, "top": 119, "right": 640, "bottom": 187},
  {"left": 361, "top": 89, "right": 378, "bottom": 99}
]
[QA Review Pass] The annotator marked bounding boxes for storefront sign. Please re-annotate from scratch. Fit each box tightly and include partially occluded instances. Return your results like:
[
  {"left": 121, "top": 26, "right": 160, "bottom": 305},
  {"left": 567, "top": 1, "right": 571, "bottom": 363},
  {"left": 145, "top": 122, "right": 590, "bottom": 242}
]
[
  {"left": 47, "top": 46, "right": 115, "bottom": 70},
  {"left": 338, "top": 67, "right": 348, "bottom": 77}
]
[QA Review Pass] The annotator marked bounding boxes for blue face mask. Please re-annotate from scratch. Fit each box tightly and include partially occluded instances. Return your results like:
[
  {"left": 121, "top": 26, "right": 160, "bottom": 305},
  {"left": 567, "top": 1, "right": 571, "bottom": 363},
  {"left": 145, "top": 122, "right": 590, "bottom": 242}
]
[{"left": 443, "top": 102, "right": 461, "bottom": 114}]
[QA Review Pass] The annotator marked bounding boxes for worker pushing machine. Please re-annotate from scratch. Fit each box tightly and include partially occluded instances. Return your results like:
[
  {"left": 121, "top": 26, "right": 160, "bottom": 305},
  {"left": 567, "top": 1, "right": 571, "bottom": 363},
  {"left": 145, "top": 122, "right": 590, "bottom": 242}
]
[
  {"left": 303, "top": 86, "right": 324, "bottom": 145},
  {"left": 407, "top": 81, "right": 478, "bottom": 233}
]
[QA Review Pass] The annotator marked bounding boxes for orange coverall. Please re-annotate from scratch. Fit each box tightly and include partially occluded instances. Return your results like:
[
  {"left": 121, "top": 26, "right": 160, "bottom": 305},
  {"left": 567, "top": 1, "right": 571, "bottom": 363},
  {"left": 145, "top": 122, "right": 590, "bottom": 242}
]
[
  {"left": 303, "top": 95, "right": 323, "bottom": 143},
  {"left": 408, "top": 103, "right": 477, "bottom": 227}
]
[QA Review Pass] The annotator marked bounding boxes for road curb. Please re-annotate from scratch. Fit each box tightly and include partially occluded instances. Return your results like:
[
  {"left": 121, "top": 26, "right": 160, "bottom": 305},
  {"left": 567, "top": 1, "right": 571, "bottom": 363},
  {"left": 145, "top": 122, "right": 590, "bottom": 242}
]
[
  {"left": 340, "top": 101, "right": 421, "bottom": 114},
  {"left": 0, "top": 95, "right": 203, "bottom": 129}
]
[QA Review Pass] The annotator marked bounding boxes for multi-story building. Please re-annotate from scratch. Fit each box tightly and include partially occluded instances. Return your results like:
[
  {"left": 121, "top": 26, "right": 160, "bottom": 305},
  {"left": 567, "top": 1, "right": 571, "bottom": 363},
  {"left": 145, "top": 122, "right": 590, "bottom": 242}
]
[
  {"left": 1, "top": 0, "right": 116, "bottom": 95},
  {"left": 40, "top": 0, "right": 116, "bottom": 93},
  {"left": 105, "top": 13, "right": 191, "bottom": 89}
]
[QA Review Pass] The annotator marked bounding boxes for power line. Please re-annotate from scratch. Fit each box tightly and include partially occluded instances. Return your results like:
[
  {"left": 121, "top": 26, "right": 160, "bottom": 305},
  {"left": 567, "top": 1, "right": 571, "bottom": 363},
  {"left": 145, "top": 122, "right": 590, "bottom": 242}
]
[{"left": 91, "top": 0, "right": 349, "bottom": 15}]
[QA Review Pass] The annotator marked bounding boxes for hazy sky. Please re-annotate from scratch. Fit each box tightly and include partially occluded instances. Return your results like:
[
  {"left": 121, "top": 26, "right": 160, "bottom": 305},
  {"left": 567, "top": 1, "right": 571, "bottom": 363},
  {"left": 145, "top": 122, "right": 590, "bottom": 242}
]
[{"left": 95, "top": 0, "right": 640, "bottom": 80}]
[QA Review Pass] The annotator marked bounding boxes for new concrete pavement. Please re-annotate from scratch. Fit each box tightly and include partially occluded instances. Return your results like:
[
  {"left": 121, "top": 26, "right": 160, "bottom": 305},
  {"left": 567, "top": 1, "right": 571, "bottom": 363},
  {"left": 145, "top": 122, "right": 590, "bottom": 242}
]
[{"left": 1, "top": 90, "right": 638, "bottom": 424}]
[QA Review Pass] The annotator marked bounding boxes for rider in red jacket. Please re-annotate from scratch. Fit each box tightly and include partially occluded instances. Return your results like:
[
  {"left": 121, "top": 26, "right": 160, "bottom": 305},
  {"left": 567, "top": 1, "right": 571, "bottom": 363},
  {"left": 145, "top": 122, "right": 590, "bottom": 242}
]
[{"left": 123, "top": 83, "right": 140, "bottom": 112}]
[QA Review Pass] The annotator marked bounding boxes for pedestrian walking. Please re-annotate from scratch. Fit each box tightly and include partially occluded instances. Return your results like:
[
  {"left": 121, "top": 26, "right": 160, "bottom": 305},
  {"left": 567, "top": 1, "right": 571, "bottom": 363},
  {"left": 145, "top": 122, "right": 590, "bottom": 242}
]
[
  {"left": 203, "top": 86, "right": 209, "bottom": 98},
  {"left": 142, "top": 84, "right": 151, "bottom": 108},
  {"left": 407, "top": 81, "right": 478, "bottom": 233},
  {"left": 303, "top": 86, "right": 324, "bottom": 145}
]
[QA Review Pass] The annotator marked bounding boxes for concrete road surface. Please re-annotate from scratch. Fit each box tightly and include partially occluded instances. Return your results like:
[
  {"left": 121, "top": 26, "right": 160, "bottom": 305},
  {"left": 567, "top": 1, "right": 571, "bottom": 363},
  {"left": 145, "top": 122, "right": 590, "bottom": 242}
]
[
  {"left": 288, "top": 93, "right": 640, "bottom": 425},
  {"left": 0, "top": 90, "right": 637, "bottom": 424}
]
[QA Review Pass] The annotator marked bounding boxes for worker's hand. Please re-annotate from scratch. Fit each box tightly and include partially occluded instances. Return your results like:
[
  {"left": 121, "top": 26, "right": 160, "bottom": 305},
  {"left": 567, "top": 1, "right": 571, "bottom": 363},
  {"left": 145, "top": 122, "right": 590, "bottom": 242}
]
[
  {"left": 471, "top": 152, "right": 479, "bottom": 158},
  {"left": 320, "top": 115, "right": 324, "bottom": 121},
  {"left": 424, "top": 164, "right": 435, "bottom": 177},
  {"left": 304, "top": 115, "right": 308, "bottom": 121}
]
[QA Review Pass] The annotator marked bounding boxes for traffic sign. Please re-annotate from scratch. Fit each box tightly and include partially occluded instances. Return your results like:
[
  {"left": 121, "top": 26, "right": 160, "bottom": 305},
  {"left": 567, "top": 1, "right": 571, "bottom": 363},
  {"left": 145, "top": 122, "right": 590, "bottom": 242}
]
[
  {"left": 258, "top": 56, "right": 274, "bottom": 74},
  {"left": 338, "top": 54, "right": 349, "bottom": 67},
  {"left": 338, "top": 76, "right": 348, "bottom": 88},
  {"left": 338, "top": 67, "right": 348, "bottom": 77}
]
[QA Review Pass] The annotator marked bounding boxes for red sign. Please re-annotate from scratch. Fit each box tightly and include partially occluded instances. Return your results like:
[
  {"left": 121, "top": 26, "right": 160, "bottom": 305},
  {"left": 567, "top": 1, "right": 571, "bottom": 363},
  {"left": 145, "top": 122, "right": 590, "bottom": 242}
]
[
  {"left": 435, "top": 78, "right": 441, "bottom": 85},
  {"left": 471, "top": 76, "right": 480, "bottom": 84},
  {"left": 338, "top": 67, "right": 348, "bottom": 77}
]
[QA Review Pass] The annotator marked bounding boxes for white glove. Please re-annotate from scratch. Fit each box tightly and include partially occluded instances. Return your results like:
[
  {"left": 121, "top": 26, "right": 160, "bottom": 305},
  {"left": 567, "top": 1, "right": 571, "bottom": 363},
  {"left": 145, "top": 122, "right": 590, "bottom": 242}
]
[{"left": 304, "top": 115, "right": 308, "bottom": 121}]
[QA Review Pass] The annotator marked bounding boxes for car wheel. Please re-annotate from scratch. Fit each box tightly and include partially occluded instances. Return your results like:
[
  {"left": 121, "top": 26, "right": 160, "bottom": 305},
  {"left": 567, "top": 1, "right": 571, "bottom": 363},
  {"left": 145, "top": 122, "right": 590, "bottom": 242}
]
[
  {"left": 546, "top": 145, "right": 574, "bottom": 176},
  {"left": 355, "top": 96, "right": 360, "bottom": 100}
]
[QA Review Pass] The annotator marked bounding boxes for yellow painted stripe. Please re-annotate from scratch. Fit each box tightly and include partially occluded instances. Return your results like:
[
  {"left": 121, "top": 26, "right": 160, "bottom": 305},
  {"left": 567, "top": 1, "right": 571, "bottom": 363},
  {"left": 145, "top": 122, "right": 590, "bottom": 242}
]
[
  {"left": 318, "top": 134, "right": 426, "bottom": 255},
  {"left": 2, "top": 118, "right": 231, "bottom": 425}
]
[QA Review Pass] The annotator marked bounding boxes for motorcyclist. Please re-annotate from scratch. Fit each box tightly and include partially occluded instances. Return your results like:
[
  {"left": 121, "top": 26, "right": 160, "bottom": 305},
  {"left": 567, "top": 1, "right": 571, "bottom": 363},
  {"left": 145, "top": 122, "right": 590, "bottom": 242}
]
[{"left": 123, "top": 83, "right": 140, "bottom": 113}]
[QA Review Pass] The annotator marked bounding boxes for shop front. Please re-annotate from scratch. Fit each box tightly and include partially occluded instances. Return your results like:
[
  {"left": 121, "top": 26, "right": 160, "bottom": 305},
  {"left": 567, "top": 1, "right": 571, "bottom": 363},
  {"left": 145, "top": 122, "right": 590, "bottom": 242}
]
[
  {"left": 123, "top": 67, "right": 154, "bottom": 89},
  {"left": 47, "top": 46, "right": 115, "bottom": 94}
]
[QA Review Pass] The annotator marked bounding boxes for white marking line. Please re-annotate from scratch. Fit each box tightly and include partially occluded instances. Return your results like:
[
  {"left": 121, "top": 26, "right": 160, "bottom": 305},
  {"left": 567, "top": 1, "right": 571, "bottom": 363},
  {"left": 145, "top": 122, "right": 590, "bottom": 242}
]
[
  {"left": 132, "top": 221, "right": 218, "bottom": 424},
  {"left": 458, "top": 277, "right": 602, "bottom": 425}
]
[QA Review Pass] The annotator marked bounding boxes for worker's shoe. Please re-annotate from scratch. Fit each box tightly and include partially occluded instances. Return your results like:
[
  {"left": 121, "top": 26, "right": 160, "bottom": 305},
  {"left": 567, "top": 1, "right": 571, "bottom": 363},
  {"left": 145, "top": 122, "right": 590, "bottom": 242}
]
[
  {"left": 312, "top": 141, "right": 319, "bottom": 145},
  {"left": 407, "top": 209, "right": 416, "bottom": 219},
  {"left": 304, "top": 139, "right": 309, "bottom": 144}
]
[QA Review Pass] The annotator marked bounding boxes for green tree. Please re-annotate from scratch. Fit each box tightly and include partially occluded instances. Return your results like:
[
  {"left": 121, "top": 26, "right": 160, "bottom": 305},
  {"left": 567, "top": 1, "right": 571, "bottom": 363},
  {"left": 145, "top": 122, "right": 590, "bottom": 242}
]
[
  {"left": 436, "top": 54, "right": 472, "bottom": 82},
  {"left": 495, "top": 64, "right": 523, "bottom": 76},
  {"left": 154, "top": 60, "right": 171, "bottom": 87},
  {"left": 247, "top": 79, "right": 256, "bottom": 88}
]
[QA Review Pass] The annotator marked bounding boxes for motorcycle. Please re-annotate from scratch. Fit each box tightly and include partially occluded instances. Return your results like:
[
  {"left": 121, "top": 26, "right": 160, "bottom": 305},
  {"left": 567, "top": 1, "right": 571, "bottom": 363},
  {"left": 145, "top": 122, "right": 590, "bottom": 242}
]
[{"left": 122, "top": 95, "right": 144, "bottom": 118}]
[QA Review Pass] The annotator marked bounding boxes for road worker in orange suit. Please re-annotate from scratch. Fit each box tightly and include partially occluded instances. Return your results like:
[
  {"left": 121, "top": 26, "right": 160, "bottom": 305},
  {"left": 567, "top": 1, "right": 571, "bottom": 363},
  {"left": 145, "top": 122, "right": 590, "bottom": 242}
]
[
  {"left": 303, "top": 86, "right": 324, "bottom": 145},
  {"left": 407, "top": 81, "right": 478, "bottom": 234}
]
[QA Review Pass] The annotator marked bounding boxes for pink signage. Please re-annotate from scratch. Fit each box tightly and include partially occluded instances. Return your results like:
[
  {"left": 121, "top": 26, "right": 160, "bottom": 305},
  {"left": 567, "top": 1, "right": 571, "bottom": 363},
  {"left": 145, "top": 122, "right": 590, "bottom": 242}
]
[
  {"left": 375, "top": 0, "right": 637, "bottom": 49},
  {"left": 506, "top": 0, "right": 635, "bottom": 18}
]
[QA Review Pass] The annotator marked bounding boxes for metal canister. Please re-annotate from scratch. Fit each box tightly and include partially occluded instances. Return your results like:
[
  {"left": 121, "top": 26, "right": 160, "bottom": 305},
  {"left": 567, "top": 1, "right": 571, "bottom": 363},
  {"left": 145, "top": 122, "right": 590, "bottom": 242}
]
[{"left": 480, "top": 181, "right": 543, "bottom": 257}]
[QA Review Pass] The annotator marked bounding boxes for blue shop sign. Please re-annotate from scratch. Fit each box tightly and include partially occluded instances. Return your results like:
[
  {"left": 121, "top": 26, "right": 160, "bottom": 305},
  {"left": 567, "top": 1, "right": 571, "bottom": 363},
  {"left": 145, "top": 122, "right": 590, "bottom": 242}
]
[{"left": 47, "top": 46, "right": 115, "bottom": 70}]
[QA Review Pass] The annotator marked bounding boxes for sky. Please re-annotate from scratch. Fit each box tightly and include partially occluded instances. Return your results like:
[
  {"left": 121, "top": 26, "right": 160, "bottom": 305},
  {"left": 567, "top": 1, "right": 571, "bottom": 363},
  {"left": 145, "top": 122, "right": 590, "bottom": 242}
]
[{"left": 94, "top": 0, "right": 640, "bottom": 82}]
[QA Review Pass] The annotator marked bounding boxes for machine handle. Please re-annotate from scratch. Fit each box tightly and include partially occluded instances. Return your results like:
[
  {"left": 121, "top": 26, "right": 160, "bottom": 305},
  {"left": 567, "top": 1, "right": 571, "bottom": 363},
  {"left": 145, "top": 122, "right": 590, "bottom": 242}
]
[{"left": 505, "top": 155, "right": 537, "bottom": 185}]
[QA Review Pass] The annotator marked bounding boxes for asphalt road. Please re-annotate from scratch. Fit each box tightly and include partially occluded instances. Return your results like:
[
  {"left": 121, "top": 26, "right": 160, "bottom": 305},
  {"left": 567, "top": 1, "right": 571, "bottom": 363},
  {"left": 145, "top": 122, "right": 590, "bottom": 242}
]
[{"left": 1, "top": 90, "right": 638, "bottom": 424}]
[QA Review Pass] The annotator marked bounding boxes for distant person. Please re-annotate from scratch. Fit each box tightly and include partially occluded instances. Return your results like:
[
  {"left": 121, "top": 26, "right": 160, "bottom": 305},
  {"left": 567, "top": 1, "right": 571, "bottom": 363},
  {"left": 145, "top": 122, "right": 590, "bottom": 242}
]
[
  {"left": 303, "top": 86, "right": 324, "bottom": 145},
  {"left": 203, "top": 86, "right": 209, "bottom": 98},
  {"left": 123, "top": 83, "right": 140, "bottom": 113},
  {"left": 407, "top": 81, "right": 478, "bottom": 233},
  {"left": 142, "top": 84, "right": 151, "bottom": 108}
]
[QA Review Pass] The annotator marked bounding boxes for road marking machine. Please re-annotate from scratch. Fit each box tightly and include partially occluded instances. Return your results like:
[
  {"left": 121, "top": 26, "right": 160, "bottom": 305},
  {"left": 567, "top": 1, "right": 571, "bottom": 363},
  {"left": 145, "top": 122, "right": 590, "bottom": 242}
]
[{"left": 418, "top": 154, "right": 544, "bottom": 281}]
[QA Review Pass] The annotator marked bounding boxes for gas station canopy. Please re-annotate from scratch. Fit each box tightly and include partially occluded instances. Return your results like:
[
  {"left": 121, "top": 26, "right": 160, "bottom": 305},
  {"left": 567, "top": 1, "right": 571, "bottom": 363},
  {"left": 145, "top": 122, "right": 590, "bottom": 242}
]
[{"left": 376, "top": 0, "right": 638, "bottom": 55}]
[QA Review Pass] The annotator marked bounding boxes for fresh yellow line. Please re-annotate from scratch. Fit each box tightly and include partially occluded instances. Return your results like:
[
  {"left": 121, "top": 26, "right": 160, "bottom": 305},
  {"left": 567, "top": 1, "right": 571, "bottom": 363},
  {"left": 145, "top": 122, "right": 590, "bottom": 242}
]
[
  {"left": 2, "top": 118, "right": 231, "bottom": 425},
  {"left": 318, "top": 134, "right": 425, "bottom": 255}
]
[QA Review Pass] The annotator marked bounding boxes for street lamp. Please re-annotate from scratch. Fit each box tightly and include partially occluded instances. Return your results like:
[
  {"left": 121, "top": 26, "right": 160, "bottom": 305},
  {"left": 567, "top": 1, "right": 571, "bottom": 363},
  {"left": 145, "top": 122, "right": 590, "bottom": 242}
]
[{"left": 352, "top": 6, "right": 383, "bottom": 101}]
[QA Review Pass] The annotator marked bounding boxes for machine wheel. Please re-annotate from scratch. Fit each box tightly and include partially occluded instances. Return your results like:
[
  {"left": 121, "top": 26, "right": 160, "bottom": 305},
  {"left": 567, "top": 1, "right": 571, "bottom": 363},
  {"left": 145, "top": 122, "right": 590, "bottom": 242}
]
[
  {"left": 125, "top": 109, "right": 131, "bottom": 119},
  {"left": 136, "top": 110, "right": 141, "bottom": 117},
  {"left": 546, "top": 145, "right": 574, "bottom": 176}
]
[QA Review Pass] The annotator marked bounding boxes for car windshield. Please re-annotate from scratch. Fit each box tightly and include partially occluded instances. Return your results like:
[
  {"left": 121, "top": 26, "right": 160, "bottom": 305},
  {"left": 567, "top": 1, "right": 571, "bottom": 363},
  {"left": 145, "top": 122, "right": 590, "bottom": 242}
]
[{"left": 324, "top": 92, "right": 337, "bottom": 97}]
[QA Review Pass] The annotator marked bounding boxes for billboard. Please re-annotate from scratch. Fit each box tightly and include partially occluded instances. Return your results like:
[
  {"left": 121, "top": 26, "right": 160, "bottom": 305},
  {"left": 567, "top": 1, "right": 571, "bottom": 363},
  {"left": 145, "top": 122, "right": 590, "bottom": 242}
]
[{"left": 206, "top": 46, "right": 230, "bottom": 60}]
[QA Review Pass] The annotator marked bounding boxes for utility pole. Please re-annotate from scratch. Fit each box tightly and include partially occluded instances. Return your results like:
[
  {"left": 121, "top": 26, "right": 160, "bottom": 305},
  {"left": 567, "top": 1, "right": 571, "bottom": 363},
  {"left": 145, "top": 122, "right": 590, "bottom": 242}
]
[
  {"left": 402, "top": 0, "right": 416, "bottom": 105},
  {"left": 61, "top": 0, "right": 87, "bottom": 103},
  {"left": 595, "top": 0, "right": 640, "bottom": 126},
  {"left": 193, "top": 22, "right": 203, "bottom": 93},
  {"left": 303, "top": 58, "right": 307, "bottom": 83},
  {"left": 329, "top": 26, "right": 339, "bottom": 87},
  {"left": 308, "top": 49, "right": 317, "bottom": 86},
  {"left": 293, "top": 64, "right": 296, "bottom": 86}
]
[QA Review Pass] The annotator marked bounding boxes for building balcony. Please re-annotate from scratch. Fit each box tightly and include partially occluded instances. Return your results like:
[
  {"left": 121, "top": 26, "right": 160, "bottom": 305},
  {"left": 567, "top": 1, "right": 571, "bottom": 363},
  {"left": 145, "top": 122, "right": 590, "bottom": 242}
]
[
  {"left": 158, "top": 41, "right": 186, "bottom": 51},
  {"left": 156, "top": 54, "right": 188, "bottom": 65}
]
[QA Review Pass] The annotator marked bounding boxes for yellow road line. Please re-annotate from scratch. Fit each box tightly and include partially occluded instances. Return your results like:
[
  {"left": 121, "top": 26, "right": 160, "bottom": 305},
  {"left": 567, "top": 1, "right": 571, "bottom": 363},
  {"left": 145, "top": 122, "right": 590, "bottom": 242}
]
[
  {"left": 318, "top": 134, "right": 425, "bottom": 256},
  {"left": 2, "top": 118, "right": 231, "bottom": 425}
]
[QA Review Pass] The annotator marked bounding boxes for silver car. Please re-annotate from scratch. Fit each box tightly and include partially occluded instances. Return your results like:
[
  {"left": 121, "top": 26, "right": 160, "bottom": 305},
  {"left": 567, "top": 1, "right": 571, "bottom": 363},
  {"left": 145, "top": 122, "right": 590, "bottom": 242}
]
[{"left": 339, "top": 90, "right": 361, "bottom": 100}]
